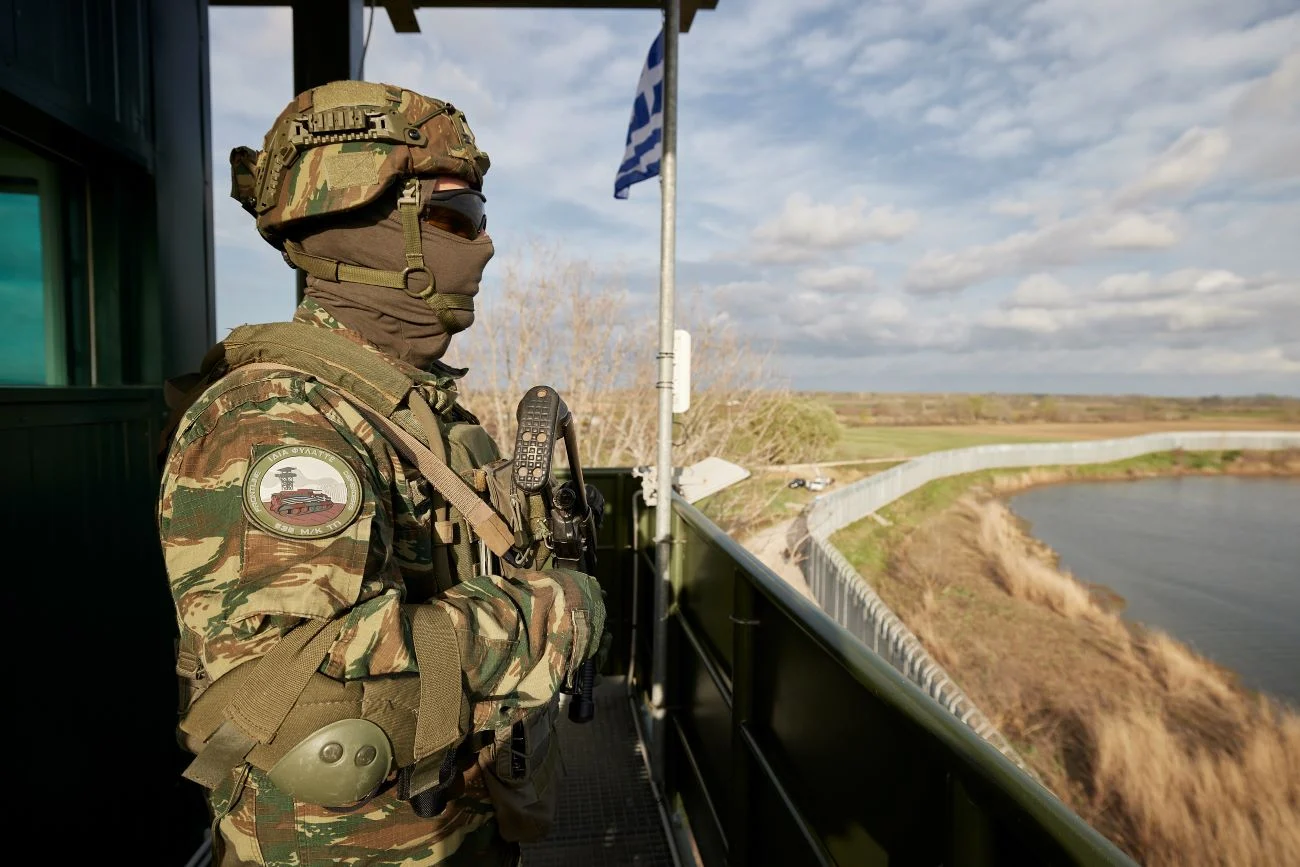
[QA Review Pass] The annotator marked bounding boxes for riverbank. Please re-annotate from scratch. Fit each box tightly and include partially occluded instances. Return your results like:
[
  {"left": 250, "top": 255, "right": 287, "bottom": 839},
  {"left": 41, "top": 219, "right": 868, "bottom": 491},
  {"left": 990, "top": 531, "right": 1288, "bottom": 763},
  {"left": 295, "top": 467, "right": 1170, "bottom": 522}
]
[{"left": 828, "top": 449, "right": 1300, "bottom": 866}]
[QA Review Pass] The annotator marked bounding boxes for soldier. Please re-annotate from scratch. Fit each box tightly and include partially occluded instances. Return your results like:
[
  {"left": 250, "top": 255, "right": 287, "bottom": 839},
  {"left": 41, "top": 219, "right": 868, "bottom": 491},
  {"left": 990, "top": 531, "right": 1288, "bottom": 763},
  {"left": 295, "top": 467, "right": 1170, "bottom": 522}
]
[{"left": 158, "top": 80, "right": 606, "bottom": 866}]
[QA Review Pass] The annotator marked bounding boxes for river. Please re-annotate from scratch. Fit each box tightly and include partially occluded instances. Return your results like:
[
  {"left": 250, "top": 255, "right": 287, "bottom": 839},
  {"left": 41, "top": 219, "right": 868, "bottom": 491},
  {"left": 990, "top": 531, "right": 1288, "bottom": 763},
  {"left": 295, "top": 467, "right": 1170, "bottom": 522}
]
[{"left": 1007, "top": 476, "right": 1300, "bottom": 704}]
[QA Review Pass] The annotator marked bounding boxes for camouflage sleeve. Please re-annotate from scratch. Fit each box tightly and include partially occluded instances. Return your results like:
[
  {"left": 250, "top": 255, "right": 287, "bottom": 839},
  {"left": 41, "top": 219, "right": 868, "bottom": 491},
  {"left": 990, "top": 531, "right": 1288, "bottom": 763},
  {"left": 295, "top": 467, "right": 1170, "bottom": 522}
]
[
  {"left": 160, "top": 371, "right": 413, "bottom": 683},
  {"left": 433, "top": 567, "right": 605, "bottom": 729},
  {"left": 161, "top": 369, "right": 604, "bottom": 728}
]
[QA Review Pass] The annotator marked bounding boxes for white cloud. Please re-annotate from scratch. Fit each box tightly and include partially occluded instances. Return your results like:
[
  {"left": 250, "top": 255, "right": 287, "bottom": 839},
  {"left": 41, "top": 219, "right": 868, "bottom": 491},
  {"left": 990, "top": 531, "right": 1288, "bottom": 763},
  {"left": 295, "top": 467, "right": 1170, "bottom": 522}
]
[
  {"left": 969, "top": 128, "right": 1035, "bottom": 159},
  {"left": 1090, "top": 213, "right": 1180, "bottom": 249},
  {"left": 1007, "top": 274, "right": 1074, "bottom": 308},
  {"left": 1138, "top": 347, "right": 1300, "bottom": 375},
  {"left": 750, "top": 193, "right": 919, "bottom": 263},
  {"left": 690, "top": 0, "right": 839, "bottom": 83},
  {"left": 1233, "top": 50, "right": 1300, "bottom": 120},
  {"left": 1095, "top": 269, "right": 1246, "bottom": 300},
  {"left": 790, "top": 28, "right": 861, "bottom": 71},
  {"left": 978, "top": 306, "right": 1068, "bottom": 334},
  {"left": 1114, "top": 127, "right": 1231, "bottom": 206},
  {"left": 990, "top": 198, "right": 1063, "bottom": 224},
  {"left": 991, "top": 200, "right": 1036, "bottom": 217},
  {"left": 1227, "top": 51, "right": 1300, "bottom": 182},
  {"left": 903, "top": 109, "right": 1226, "bottom": 294},
  {"left": 976, "top": 268, "right": 1290, "bottom": 351},
  {"left": 848, "top": 39, "right": 919, "bottom": 76},
  {"left": 866, "top": 296, "right": 909, "bottom": 325},
  {"left": 923, "top": 105, "right": 960, "bottom": 128},
  {"left": 796, "top": 265, "right": 878, "bottom": 293},
  {"left": 851, "top": 76, "right": 948, "bottom": 119},
  {"left": 905, "top": 209, "right": 1180, "bottom": 294}
]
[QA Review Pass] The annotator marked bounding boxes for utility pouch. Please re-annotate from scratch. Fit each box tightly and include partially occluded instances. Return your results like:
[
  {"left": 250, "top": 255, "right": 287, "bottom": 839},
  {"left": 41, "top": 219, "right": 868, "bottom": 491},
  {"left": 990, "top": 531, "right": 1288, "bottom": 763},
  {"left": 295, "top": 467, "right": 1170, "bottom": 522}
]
[
  {"left": 398, "top": 730, "right": 494, "bottom": 818},
  {"left": 480, "top": 699, "right": 564, "bottom": 842},
  {"left": 476, "top": 456, "right": 555, "bottom": 573}
]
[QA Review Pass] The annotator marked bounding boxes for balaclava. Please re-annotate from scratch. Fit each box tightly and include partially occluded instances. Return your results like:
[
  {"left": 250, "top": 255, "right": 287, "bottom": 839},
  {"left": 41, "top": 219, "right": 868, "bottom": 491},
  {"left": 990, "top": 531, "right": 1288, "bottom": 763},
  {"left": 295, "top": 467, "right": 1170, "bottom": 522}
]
[
  {"left": 228, "top": 80, "right": 496, "bottom": 371},
  {"left": 292, "top": 182, "right": 495, "bottom": 370}
]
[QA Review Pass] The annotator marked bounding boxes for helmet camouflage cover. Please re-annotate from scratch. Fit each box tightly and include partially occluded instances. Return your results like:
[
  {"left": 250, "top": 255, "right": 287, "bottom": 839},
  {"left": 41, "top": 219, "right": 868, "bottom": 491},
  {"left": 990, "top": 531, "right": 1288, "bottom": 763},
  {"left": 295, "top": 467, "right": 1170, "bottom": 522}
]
[{"left": 230, "top": 80, "right": 490, "bottom": 249}]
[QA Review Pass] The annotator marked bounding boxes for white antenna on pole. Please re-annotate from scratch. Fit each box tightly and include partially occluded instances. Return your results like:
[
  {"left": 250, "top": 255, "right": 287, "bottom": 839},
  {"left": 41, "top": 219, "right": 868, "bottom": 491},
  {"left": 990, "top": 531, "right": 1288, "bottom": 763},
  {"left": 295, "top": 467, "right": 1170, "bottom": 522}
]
[{"left": 672, "top": 329, "right": 691, "bottom": 415}]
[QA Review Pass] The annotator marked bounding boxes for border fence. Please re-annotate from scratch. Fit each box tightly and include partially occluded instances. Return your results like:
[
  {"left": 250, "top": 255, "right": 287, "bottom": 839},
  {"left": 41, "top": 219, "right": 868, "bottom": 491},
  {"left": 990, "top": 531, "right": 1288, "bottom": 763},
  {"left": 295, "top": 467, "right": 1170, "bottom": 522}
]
[{"left": 787, "top": 430, "right": 1300, "bottom": 768}]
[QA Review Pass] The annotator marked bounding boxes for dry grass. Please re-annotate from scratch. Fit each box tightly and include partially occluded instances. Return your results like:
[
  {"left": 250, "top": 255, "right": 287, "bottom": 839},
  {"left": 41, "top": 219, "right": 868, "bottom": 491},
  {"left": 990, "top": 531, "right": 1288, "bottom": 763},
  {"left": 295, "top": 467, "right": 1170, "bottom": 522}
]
[
  {"left": 974, "top": 498, "right": 1102, "bottom": 622},
  {"left": 859, "top": 493, "right": 1300, "bottom": 867},
  {"left": 1140, "top": 629, "right": 1238, "bottom": 707},
  {"left": 1090, "top": 706, "right": 1300, "bottom": 864}
]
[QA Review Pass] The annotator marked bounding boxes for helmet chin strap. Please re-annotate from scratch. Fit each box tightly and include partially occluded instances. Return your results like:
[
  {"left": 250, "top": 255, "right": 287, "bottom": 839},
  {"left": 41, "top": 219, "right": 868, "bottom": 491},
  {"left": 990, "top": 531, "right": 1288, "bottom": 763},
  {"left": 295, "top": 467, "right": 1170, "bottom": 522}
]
[{"left": 281, "top": 176, "right": 474, "bottom": 332}]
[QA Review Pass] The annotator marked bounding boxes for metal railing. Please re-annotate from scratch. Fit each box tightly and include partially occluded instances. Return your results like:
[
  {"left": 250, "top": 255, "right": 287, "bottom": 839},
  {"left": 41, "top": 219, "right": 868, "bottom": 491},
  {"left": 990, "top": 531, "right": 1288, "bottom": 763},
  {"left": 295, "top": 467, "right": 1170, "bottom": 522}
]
[{"left": 620, "top": 487, "right": 1137, "bottom": 866}]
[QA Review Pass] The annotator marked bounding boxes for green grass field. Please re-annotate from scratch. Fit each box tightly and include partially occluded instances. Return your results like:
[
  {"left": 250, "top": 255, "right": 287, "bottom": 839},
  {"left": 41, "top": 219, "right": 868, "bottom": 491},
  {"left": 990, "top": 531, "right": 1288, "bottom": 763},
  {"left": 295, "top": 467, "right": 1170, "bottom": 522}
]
[
  {"left": 696, "top": 390, "right": 1299, "bottom": 538},
  {"left": 828, "top": 426, "right": 1065, "bottom": 461}
]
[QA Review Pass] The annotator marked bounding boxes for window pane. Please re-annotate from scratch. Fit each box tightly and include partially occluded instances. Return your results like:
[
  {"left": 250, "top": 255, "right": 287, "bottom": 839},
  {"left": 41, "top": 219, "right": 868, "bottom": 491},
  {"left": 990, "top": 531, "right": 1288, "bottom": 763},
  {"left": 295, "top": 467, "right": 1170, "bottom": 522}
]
[
  {"left": 0, "top": 135, "right": 69, "bottom": 386},
  {"left": 0, "top": 184, "right": 46, "bottom": 384}
]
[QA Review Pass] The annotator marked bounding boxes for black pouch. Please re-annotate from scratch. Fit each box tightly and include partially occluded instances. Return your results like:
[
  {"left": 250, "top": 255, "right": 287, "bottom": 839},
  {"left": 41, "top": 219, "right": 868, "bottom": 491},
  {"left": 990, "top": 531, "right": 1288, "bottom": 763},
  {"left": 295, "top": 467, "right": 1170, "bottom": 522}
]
[{"left": 479, "top": 700, "right": 564, "bottom": 842}]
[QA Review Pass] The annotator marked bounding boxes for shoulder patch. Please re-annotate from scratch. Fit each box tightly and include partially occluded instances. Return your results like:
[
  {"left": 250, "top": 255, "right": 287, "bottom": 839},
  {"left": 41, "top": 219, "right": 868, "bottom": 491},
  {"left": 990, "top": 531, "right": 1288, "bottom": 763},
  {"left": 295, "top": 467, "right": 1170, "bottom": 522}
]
[{"left": 243, "top": 445, "right": 363, "bottom": 539}]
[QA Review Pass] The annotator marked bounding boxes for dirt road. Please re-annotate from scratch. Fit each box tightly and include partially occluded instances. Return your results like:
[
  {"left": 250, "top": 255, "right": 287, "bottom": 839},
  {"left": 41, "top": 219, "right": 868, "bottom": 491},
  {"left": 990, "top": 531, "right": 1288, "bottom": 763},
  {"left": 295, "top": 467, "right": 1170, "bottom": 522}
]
[{"left": 738, "top": 519, "right": 816, "bottom": 603}]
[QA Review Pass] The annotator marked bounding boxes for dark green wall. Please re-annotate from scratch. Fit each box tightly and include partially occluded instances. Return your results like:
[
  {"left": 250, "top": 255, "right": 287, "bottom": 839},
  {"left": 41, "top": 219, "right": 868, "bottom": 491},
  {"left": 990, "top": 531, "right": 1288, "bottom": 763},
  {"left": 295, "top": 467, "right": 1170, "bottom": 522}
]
[
  {"left": 0, "top": 388, "right": 206, "bottom": 859},
  {"left": 0, "top": 0, "right": 216, "bottom": 382},
  {"left": 0, "top": 0, "right": 154, "bottom": 166},
  {"left": 0, "top": 1, "right": 214, "bottom": 860}
]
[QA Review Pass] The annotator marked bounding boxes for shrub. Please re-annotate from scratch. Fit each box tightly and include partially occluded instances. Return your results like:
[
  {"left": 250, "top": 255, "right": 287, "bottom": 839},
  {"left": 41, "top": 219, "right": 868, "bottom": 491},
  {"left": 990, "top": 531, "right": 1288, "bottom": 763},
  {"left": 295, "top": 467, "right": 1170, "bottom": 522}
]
[{"left": 734, "top": 396, "right": 842, "bottom": 465}]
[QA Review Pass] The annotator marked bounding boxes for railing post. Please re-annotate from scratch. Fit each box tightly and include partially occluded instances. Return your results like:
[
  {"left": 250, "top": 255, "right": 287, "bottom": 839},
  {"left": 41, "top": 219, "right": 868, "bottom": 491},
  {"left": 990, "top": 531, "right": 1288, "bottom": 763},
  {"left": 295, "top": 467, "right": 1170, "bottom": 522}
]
[{"left": 729, "top": 567, "right": 758, "bottom": 866}]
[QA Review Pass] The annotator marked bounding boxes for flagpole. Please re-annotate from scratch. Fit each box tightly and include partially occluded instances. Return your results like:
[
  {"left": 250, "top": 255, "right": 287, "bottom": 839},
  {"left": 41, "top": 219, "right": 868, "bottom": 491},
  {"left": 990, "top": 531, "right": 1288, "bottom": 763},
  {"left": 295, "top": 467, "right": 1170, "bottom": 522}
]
[{"left": 649, "top": 0, "right": 678, "bottom": 792}]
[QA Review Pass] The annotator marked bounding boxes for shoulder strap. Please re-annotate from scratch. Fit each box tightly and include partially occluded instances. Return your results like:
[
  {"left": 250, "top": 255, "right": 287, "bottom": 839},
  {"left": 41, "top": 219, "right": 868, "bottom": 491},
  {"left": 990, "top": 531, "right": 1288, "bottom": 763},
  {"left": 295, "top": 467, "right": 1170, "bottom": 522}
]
[
  {"left": 162, "top": 321, "right": 414, "bottom": 467},
  {"left": 233, "top": 354, "right": 518, "bottom": 559},
  {"left": 179, "top": 324, "right": 519, "bottom": 558},
  {"left": 215, "top": 322, "right": 415, "bottom": 416},
  {"left": 351, "top": 397, "right": 518, "bottom": 559}
]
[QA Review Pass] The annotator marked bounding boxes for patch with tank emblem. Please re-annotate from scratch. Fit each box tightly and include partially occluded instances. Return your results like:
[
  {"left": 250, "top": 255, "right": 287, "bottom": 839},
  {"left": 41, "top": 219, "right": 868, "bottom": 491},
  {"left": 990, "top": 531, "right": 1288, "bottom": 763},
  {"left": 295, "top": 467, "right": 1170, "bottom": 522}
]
[{"left": 244, "top": 446, "right": 362, "bottom": 539}]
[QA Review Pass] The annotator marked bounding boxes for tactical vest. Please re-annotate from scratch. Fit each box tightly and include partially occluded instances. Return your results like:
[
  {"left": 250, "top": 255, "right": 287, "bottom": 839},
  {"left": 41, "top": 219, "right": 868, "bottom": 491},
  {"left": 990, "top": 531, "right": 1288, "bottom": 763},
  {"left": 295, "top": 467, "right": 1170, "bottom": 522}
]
[{"left": 166, "top": 322, "right": 561, "bottom": 839}]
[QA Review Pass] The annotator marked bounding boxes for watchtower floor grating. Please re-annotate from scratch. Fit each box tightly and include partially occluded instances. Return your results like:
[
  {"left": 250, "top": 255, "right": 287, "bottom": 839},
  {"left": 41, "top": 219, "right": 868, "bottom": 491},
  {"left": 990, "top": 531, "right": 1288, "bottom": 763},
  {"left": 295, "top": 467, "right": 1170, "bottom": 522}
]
[{"left": 521, "top": 678, "right": 676, "bottom": 866}]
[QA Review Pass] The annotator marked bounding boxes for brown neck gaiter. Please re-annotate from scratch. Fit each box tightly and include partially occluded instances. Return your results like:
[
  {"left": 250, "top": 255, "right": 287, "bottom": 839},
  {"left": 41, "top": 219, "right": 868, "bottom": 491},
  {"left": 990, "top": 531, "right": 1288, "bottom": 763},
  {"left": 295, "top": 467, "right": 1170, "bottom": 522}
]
[{"left": 293, "top": 190, "right": 495, "bottom": 371}]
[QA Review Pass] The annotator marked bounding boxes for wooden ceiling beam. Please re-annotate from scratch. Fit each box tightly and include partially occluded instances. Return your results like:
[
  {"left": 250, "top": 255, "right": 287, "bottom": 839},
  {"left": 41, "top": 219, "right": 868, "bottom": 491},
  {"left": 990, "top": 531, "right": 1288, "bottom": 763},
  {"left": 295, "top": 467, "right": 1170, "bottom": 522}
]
[
  {"left": 380, "top": 0, "right": 421, "bottom": 32},
  {"left": 212, "top": 1, "right": 720, "bottom": 33}
]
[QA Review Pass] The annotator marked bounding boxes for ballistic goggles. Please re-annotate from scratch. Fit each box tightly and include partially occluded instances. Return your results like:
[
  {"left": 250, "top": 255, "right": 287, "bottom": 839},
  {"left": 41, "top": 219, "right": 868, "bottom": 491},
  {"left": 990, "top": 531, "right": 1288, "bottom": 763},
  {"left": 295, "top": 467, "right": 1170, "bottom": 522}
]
[{"left": 423, "top": 187, "right": 487, "bottom": 240}]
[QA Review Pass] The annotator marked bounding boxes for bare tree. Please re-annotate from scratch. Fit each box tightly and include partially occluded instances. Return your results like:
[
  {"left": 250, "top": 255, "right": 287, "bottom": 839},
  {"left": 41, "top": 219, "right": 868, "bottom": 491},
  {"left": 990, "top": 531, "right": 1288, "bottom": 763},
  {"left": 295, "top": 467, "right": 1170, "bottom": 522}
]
[{"left": 447, "top": 245, "right": 802, "bottom": 471}]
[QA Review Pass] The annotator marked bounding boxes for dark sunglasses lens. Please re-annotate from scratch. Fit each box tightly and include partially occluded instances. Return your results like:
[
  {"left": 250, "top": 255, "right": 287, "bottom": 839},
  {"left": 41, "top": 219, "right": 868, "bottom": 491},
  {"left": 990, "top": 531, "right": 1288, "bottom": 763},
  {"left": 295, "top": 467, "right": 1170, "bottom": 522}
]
[{"left": 423, "top": 190, "right": 486, "bottom": 239}]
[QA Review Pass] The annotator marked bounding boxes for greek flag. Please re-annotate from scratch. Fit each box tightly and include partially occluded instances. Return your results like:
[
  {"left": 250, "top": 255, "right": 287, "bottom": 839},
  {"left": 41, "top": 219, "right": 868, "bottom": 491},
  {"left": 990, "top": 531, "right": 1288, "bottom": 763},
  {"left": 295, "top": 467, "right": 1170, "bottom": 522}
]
[{"left": 614, "top": 29, "right": 664, "bottom": 199}]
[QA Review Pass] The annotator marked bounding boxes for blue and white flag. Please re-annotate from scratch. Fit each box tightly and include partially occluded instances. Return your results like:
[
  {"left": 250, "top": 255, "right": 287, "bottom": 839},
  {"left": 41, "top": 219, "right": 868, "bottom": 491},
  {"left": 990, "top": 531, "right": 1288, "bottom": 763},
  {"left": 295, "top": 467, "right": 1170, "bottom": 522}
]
[{"left": 614, "top": 29, "right": 664, "bottom": 200}]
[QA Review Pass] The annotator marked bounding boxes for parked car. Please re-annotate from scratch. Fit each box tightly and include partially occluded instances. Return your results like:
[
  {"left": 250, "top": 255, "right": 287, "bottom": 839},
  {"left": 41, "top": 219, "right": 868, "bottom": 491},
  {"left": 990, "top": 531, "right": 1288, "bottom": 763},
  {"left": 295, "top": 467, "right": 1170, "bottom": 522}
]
[
  {"left": 806, "top": 476, "right": 834, "bottom": 492},
  {"left": 787, "top": 477, "right": 807, "bottom": 489}
]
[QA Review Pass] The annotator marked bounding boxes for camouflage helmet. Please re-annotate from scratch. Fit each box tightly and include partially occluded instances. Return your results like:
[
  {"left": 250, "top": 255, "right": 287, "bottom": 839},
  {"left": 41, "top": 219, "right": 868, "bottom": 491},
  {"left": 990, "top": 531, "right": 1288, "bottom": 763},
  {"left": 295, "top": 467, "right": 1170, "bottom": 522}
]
[{"left": 230, "top": 80, "right": 490, "bottom": 249}]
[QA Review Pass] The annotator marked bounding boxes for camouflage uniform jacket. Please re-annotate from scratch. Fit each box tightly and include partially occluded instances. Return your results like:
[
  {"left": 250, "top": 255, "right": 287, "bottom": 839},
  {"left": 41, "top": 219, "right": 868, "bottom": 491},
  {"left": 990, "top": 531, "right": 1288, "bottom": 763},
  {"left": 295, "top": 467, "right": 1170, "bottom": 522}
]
[{"left": 159, "top": 300, "right": 580, "bottom": 866}]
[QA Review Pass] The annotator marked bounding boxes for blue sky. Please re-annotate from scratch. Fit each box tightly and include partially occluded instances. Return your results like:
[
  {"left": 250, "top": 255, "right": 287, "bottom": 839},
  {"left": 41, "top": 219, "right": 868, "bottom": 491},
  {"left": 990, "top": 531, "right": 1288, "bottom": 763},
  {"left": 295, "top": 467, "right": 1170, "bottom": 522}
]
[{"left": 209, "top": 0, "right": 1300, "bottom": 396}]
